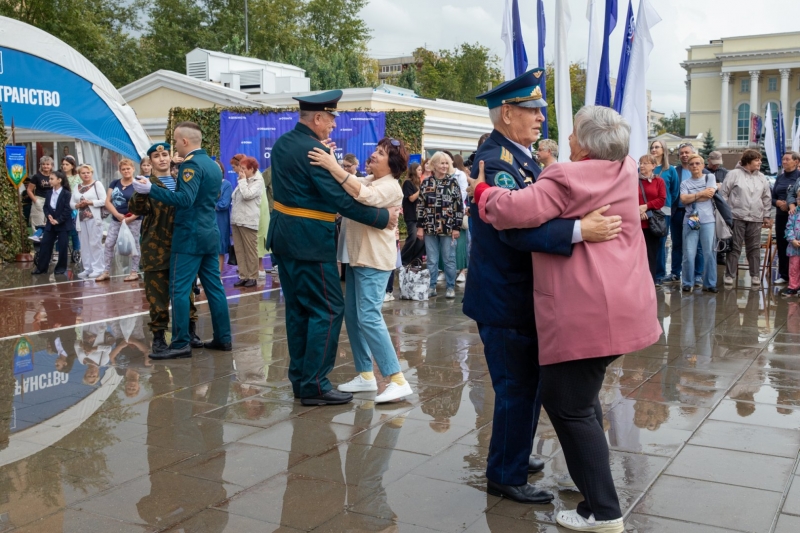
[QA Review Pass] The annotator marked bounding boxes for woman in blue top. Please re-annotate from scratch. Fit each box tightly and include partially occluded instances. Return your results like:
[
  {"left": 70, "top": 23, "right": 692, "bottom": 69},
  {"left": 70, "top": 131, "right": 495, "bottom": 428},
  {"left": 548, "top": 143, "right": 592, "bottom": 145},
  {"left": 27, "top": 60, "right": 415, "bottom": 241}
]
[
  {"left": 215, "top": 160, "right": 233, "bottom": 274},
  {"left": 651, "top": 140, "right": 679, "bottom": 284}
]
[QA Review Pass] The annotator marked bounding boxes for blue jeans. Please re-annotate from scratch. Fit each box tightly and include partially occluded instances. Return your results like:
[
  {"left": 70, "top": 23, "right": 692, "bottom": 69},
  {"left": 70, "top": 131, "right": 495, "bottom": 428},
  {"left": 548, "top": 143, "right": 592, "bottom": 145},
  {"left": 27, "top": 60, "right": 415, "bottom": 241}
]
[
  {"left": 682, "top": 222, "right": 717, "bottom": 288},
  {"left": 671, "top": 208, "right": 703, "bottom": 280},
  {"left": 345, "top": 265, "right": 400, "bottom": 377},
  {"left": 425, "top": 234, "right": 456, "bottom": 289},
  {"left": 656, "top": 215, "right": 670, "bottom": 280}
]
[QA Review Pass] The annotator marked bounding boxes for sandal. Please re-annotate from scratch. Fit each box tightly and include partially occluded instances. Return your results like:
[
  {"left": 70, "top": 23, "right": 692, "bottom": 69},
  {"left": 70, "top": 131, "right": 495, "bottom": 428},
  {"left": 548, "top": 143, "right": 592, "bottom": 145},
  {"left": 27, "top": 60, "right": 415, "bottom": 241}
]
[
  {"left": 94, "top": 272, "right": 110, "bottom": 282},
  {"left": 124, "top": 272, "right": 140, "bottom": 282}
]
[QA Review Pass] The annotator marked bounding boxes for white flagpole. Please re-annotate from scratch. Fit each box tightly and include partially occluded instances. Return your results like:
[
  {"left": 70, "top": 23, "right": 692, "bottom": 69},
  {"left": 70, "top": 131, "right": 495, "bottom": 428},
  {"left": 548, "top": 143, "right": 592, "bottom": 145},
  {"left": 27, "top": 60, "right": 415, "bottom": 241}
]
[
  {"left": 585, "top": 0, "right": 603, "bottom": 107},
  {"left": 620, "top": 0, "right": 661, "bottom": 159},
  {"left": 555, "top": 0, "right": 573, "bottom": 162},
  {"left": 765, "top": 104, "right": 779, "bottom": 175},
  {"left": 501, "top": 0, "right": 515, "bottom": 81}
]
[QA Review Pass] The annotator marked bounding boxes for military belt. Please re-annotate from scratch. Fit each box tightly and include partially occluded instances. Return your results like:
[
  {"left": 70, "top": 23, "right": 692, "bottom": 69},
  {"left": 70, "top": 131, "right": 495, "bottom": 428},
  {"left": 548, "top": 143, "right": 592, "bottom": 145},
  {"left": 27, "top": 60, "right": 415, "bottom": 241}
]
[{"left": 273, "top": 201, "right": 336, "bottom": 223}]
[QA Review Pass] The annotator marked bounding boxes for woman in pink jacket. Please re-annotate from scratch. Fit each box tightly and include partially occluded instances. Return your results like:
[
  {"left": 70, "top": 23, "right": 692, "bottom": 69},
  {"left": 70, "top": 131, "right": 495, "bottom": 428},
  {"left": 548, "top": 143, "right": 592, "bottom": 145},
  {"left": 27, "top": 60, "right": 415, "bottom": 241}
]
[{"left": 474, "top": 106, "right": 661, "bottom": 533}]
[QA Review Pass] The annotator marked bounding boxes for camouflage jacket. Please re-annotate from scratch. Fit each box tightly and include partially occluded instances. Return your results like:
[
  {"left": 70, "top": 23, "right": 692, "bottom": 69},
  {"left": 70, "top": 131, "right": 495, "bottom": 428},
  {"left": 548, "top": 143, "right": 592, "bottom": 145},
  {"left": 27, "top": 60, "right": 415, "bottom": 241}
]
[{"left": 128, "top": 176, "right": 176, "bottom": 272}]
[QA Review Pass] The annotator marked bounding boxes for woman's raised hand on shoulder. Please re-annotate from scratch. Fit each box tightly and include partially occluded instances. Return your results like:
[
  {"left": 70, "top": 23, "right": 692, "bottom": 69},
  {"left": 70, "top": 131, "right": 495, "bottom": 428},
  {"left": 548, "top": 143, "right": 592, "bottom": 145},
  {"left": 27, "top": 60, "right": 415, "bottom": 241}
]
[{"left": 308, "top": 147, "right": 341, "bottom": 174}]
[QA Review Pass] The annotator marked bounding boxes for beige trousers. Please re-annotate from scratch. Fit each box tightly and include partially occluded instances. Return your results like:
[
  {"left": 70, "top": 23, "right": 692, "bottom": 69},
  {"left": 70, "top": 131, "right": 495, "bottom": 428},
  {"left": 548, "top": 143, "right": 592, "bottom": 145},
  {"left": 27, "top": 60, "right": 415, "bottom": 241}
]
[{"left": 232, "top": 225, "right": 260, "bottom": 280}]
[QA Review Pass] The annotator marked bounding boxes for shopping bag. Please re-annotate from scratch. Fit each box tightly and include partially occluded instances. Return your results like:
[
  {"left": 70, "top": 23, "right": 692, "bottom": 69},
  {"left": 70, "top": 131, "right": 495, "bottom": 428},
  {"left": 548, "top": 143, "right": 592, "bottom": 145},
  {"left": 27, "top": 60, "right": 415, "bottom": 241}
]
[
  {"left": 399, "top": 259, "right": 430, "bottom": 301},
  {"left": 116, "top": 221, "right": 135, "bottom": 256}
]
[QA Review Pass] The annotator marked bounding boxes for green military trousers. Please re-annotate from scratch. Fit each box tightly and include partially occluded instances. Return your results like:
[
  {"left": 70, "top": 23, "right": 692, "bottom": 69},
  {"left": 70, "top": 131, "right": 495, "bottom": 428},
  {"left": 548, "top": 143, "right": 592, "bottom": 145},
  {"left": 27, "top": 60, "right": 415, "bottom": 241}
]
[
  {"left": 274, "top": 254, "right": 344, "bottom": 398},
  {"left": 169, "top": 253, "right": 231, "bottom": 349},
  {"left": 143, "top": 270, "right": 199, "bottom": 332}
]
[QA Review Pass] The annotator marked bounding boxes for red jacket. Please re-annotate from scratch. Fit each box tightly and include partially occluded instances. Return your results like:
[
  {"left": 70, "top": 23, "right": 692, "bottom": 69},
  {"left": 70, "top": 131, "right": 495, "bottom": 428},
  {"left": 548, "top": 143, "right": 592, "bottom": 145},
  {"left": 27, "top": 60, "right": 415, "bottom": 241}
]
[{"left": 638, "top": 176, "right": 666, "bottom": 229}]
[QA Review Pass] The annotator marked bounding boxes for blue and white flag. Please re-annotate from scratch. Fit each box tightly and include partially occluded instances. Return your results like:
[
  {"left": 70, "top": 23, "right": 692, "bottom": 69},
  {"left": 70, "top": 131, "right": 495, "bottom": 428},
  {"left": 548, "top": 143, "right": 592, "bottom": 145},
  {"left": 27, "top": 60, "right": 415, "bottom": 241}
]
[
  {"left": 765, "top": 104, "right": 779, "bottom": 174},
  {"left": 612, "top": 0, "right": 635, "bottom": 113},
  {"left": 792, "top": 116, "right": 800, "bottom": 152},
  {"left": 537, "top": 0, "right": 549, "bottom": 138},
  {"left": 778, "top": 102, "right": 786, "bottom": 164},
  {"left": 595, "top": 0, "right": 618, "bottom": 107},
  {"left": 502, "top": 0, "right": 528, "bottom": 80},
  {"left": 555, "top": 0, "right": 573, "bottom": 161},
  {"left": 585, "top": 0, "right": 604, "bottom": 107}
]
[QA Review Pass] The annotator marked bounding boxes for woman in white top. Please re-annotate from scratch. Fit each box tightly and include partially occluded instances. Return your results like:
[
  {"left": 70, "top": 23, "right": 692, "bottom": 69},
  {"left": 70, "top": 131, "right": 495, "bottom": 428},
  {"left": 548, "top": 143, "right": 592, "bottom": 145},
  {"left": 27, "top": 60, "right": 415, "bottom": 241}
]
[
  {"left": 71, "top": 164, "right": 107, "bottom": 278},
  {"left": 230, "top": 156, "right": 265, "bottom": 288},
  {"left": 309, "top": 138, "right": 414, "bottom": 403}
]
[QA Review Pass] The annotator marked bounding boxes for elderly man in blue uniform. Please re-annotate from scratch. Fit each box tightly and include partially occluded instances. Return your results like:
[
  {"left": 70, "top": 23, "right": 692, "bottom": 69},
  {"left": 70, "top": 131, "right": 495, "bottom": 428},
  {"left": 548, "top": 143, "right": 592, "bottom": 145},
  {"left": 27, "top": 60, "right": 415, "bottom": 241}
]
[
  {"left": 132, "top": 122, "right": 232, "bottom": 360},
  {"left": 463, "top": 69, "right": 622, "bottom": 504},
  {"left": 267, "top": 90, "right": 400, "bottom": 406}
]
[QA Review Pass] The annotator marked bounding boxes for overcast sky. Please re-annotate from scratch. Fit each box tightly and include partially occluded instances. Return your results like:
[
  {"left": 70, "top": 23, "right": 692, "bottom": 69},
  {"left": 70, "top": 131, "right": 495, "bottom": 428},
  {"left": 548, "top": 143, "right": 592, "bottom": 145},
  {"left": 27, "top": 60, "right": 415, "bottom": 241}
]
[{"left": 361, "top": 0, "right": 800, "bottom": 115}]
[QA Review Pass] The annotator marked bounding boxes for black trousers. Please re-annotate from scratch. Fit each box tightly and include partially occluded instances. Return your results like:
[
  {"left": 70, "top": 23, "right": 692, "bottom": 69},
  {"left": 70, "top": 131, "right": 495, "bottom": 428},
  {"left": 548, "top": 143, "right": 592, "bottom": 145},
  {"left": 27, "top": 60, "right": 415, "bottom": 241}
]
[
  {"left": 642, "top": 228, "right": 660, "bottom": 282},
  {"left": 37, "top": 229, "right": 69, "bottom": 272},
  {"left": 776, "top": 211, "right": 789, "bottom": 280},
  {"left": 400, "top": 219, "right": 425, "bottom": 265},
  {"left": 540, "top": 355, "right": 622, "bottom": 521}
]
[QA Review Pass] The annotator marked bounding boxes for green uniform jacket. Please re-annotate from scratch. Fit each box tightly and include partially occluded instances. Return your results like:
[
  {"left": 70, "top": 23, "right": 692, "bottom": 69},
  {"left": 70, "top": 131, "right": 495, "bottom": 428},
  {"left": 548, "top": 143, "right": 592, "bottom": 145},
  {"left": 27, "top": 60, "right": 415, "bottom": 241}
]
[
  {"left": 147, "top": 149, "right": 221, "bottom": 256},
  {"left": 128, "top": 176, "right": 176, "bottom": 272},
  {"left": 267, "top": 122, "right": 390, "bottom": 262}
]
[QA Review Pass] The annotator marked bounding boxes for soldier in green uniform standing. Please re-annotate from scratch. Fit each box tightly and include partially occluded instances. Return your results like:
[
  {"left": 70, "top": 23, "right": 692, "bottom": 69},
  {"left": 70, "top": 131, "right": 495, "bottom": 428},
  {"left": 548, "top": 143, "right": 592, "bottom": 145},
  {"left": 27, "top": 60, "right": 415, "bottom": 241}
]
[
  {"left": 132, "top": 122, "right": 232, "bottom": 360},
  {"left": 267, "top": 90, "right": 400, "bottom": 406},
  {"left": 129, "top": 142, "right": 203, "bottom": 355}
]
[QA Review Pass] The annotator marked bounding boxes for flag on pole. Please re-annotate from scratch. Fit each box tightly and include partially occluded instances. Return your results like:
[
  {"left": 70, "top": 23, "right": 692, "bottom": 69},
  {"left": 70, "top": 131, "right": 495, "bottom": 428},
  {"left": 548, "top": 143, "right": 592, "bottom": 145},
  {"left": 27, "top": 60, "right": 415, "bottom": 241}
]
[
  {"left": 536, "top": 0, "right": 549, "bottom": 138},
  {"left": 792, "top": 116, "right": 800, "bottom": 152},
  {"left": 612, "top": 0, "right": 635, "bottom": 113},
  {"left": 585, "top": 0, "right": 604, "bottom": 107},
  {"left": 502, "top": 0, "right": 528, "bottom": 80},
  {"left": 555, "top": 0, "right": 573, "bottom": 162},
  {"left": 778, "top": 102, "right": 786, "bottom": 164},
  {"left": 764, "top": 104, "right": 779, "bottom": 174},
  {"left": 620, "top": 0, "right": 661, "bottom": 159},
  {"left": 751, "top": 113, "right": 761, "bottom": 145},
  {"left": 595, "top": 0, "right": 618, "bottom": 107}
]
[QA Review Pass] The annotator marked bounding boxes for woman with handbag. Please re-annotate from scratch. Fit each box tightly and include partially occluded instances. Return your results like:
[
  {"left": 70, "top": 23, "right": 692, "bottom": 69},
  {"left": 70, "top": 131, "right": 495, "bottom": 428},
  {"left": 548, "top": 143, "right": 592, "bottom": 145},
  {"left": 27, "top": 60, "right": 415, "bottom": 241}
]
[
  {"left": 71, "top": 164, "right": 107, "bottom": 278},
  {"left": 679, "top": 154, "right": 719, "bottom": 293},
  {"left": 638, "top": 154, "right": 667, "bottom": 283},
  {"left": 96, "top": 159, "right": 142, "bottom": 282}
]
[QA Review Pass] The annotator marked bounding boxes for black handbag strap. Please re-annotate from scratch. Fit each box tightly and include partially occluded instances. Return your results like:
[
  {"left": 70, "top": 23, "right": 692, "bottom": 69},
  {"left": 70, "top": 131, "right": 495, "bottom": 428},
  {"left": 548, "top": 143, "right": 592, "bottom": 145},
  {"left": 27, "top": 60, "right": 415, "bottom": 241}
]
[{"left": 639, "top": 180, "right": 648, "bottom": 205}]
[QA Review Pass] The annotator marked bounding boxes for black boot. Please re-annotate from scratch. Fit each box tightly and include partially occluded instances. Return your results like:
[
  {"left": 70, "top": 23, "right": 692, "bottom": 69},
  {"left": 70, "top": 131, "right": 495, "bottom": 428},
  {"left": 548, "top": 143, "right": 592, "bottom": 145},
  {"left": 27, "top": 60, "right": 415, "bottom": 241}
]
[
  {"left": 189, "top": 321, "right": 204, "bottom": 349},
  {"left": 151, "top": 330, "right": 168, "bottom": 355}
]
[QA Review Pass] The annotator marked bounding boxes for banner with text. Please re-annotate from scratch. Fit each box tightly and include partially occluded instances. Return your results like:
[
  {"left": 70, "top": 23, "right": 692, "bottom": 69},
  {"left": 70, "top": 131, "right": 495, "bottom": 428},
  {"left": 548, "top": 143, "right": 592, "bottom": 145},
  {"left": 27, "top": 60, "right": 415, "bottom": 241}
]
[
  {"left": 4, "top": 145, "right": 27, "bottom": 188},
  {"left": 220, "top": 110, "right": 386, "bottom": 186}
]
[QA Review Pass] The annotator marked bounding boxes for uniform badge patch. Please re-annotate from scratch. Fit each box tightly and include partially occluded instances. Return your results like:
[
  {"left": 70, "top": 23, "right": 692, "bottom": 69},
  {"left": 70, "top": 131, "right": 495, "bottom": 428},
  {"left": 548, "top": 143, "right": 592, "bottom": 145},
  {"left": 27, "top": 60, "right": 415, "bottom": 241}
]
[
  {"left": 495, "top": 172, "right": 517, "bottom": 189},
  {"left": 500, "top": 148, "right": 514, "bottom": 165},
  {"left": 183, "top": 169, "right": 195, "bottom": 182}
]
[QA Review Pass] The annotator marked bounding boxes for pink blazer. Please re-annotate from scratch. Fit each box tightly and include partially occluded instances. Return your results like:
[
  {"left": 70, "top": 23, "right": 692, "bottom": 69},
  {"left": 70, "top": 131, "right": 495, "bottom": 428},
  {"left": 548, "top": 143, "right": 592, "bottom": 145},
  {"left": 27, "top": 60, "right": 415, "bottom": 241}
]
[{"left": 478, "top": 156, "right": 662, "bottom": 366}]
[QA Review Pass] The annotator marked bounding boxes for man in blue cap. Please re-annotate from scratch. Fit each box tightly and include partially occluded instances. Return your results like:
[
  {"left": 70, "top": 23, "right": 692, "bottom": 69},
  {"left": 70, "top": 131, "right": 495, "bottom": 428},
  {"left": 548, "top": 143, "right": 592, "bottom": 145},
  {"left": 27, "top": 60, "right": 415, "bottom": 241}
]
[
  {"left": 132, "top": 122, "right": 232, "bottom": 360},
  {"left": 267, "top": 90, "right": 400, "bottom": 406},
  {"left": 463, "top": 69, "right": 621, "bottom": 503}
]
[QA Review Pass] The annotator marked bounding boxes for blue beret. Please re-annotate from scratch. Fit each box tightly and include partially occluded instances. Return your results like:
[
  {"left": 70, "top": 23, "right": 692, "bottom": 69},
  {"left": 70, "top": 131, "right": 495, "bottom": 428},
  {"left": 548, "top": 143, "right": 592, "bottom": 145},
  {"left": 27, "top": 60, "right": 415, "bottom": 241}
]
[
  {"left": 147, "top": 142, "right": 171, "bottom": 156},
  {"left": 477, "top": 68, "right": 548, "bottom": 109},
  {"left": 293, "top": 90, "right": 343, "bottom": 116}
]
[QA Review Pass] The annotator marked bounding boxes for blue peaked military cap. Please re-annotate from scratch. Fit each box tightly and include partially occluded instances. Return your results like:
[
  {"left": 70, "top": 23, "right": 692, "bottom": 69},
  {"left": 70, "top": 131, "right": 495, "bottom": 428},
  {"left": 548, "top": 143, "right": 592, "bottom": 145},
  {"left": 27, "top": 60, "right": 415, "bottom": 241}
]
[
  {"left": 147, "top": 142, "right": 171, "bottom": 156},
  {"left": 293, "top": 89, "right": 343, "bottom": 116},
  {"left": 477, "top": 68, "right": 548, "bottom": 109}
]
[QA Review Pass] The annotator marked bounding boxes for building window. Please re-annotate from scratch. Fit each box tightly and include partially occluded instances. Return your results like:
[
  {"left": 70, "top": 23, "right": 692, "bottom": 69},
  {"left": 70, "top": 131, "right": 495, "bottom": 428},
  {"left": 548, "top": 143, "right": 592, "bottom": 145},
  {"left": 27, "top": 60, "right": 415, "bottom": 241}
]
[
  {"left": 768, "top": 77, "right": 778, "bottom": 92},
  {"left": 391, "top": 64, "right": 401, "bottom": 73},
  {"left": 737, "top": 103, "right": 750, "bottom": 142},
  {"left": 741, "top": 78, "right": 750, "bottom": 93}
]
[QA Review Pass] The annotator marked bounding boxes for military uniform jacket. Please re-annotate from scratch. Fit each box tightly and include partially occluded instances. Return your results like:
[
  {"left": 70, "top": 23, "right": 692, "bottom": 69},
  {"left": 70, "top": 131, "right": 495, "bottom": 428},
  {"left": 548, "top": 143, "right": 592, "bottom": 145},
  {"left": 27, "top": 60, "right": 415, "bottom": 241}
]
[
  {"left": 462, "top": 130, "right": 575, "bottom": 330},
  {"left": 147, "top": 149, "right": 221, "bottom": 256},
  {"left": 128, "top": 176, "right": 176, "bottom": 272},
  {"left": 267, "top": 122, "right": 390, "bottom": 263}
]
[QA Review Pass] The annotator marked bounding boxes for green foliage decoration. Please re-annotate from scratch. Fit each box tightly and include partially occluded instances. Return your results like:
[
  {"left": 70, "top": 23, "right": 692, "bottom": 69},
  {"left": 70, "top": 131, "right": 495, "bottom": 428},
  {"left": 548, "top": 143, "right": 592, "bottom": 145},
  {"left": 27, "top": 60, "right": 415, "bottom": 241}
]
[{"left": 0, "top": 104, "right": 28, "bottom": 262}]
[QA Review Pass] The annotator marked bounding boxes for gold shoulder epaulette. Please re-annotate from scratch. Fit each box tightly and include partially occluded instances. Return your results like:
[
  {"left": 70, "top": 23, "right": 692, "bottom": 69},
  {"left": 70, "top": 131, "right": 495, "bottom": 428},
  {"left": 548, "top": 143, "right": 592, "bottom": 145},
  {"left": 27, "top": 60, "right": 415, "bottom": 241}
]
[{"left": 500, "top": 148, "right": 514, "bottom": 165}]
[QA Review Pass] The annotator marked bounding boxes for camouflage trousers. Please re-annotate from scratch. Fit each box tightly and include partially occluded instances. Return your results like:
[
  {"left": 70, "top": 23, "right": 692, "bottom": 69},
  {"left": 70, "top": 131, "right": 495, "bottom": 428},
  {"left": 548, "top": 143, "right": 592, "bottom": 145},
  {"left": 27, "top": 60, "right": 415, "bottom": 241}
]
[{"left": 144, "top": 270, "right": 198, "bottom": 332}]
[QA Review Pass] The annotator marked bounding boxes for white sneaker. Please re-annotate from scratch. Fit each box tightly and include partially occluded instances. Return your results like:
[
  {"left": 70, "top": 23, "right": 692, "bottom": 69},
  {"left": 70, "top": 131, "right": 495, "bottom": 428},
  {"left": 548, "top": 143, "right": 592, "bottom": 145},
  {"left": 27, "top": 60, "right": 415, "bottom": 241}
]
[
  {"left": 723, "top": 275, "right": 734, "bottom": 285},
  {"left": 384, "top": 292, "right": 395, "bottom": 302},
  {"left": 752, "top": 278, "right": 761, "bottom": 287},
  {"left": 557, "top": 474, "right": 579, "bottom": 492},
  {"left": 429, "top": 288, "right": 437, "bottom": 297},
  {"left": 775, "top": 277, "right": 788, "bottom": 285},
  {"left": 375, "top": 382, "right": 413, "bottom": 403},
  {"left": 437, "top": 272, "right": 445, "bottom": 282},
  {"left": 77, "top": 271, "right": 90, "bottom": 279},
  {"left": 456, "top": 272, "right": 466, "bottom": 283},
  {"left": 445, "top": 288, "right": 455, "bottom": 299},
  {"left": 556, "top": 510, "right": 623, "bottom": 533},
  {"left": 28, "top": 235, "right": 41, "bottom": 243},
  {"left": 258, "top": 270, "right": 266, "bottom": 279},
  {"left": 337, "top": 375, "right": 378, "bottom": 393}
]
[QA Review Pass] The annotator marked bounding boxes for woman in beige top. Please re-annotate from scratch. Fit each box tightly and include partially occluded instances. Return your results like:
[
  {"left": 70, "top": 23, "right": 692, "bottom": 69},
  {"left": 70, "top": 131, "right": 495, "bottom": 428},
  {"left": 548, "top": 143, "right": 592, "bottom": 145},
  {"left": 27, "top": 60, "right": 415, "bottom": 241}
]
[{"left": 309, "top": 138, "right": 414, "bottom": 403}]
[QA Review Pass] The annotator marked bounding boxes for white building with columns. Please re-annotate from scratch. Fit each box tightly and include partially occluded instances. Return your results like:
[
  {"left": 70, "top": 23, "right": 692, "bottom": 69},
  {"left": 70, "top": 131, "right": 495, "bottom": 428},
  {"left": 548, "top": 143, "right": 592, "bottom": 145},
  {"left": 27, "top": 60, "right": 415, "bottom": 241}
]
[{"left": 682, "top": 31, "right": 800, "bottom": 149}]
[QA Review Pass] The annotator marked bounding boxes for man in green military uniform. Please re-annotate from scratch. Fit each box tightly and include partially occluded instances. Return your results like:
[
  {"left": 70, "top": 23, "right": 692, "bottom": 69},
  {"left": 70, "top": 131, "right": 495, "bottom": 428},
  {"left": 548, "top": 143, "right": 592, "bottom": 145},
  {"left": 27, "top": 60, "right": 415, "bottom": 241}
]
[
  {"left": 129, "top": 142, "right": 203, "bottom": 355},
  {"left": 267, "top": 90, "right": 400, "bottom": 406},
  {"left": 133, "top": 122, "right": 232, "bottom": 360}
]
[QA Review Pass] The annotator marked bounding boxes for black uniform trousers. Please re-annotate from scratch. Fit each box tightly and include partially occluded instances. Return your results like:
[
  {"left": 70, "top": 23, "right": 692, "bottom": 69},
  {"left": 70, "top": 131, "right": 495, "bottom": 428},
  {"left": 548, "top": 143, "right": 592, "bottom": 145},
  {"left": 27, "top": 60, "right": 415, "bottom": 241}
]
[
  {"left": 37, "top": 229, "right": 69, "bottom": 272},
  {"left": 540, "top": 355, "right": 622, "bottom": 521},
  {"left": 776, "top": 211, "right": 790, "bottom": 280},
  {"left": 642, "top": 228, "right": 660, "bottom": 282},
  {"left": 477, "top": 323, "right": 542, "bottom": 486},
  {"left": 143, "top": 270, "right": 198, "bottom": 332},
  {"left": 276, "top": 253, "right": 343, "bottom": 398}
]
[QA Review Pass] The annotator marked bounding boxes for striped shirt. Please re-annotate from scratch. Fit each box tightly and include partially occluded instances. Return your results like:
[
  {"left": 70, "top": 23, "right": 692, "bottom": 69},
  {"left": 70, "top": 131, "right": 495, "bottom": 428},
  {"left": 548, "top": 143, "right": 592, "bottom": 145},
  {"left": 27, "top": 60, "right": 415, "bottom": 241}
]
[{"left": 158, "top": 176, "right": 177, "bottom": 192}]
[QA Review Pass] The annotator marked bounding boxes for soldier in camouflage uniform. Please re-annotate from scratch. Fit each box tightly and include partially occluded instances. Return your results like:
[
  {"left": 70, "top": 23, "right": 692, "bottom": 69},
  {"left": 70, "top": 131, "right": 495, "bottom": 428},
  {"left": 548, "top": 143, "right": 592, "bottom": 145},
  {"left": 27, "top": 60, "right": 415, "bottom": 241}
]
[{"left": 129, "top": 143, "right": 203, "bottom": 354}]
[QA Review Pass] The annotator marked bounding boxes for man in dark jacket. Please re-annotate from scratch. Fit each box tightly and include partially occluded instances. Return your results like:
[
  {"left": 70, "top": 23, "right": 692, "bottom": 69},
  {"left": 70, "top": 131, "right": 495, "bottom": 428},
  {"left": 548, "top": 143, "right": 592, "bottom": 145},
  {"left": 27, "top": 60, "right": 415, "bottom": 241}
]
[
  {"left": 706, "top": 151, "right": 729, "bottom": 183},
  {"left": 773, "top": 151, "right": 800, "bottom": 284}
]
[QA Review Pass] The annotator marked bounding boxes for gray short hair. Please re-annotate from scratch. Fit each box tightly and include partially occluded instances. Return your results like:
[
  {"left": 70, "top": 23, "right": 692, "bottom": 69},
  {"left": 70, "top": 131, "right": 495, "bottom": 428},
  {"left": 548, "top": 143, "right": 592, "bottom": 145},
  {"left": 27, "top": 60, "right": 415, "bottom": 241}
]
[
  {"left": 489, "top": 106, "right": 503, "bottom": 125},
  {"left": 537, "top": 139, "right": 559, "bottom": 159},
  {"left": 39, "top": 156, "right": 54, "bottom": 166},
  {"left": 573, "top": 106, "right": 631, "bottom": 162},
  {"left": 789, "top": 151, "right": 800, "bottom": 162}
]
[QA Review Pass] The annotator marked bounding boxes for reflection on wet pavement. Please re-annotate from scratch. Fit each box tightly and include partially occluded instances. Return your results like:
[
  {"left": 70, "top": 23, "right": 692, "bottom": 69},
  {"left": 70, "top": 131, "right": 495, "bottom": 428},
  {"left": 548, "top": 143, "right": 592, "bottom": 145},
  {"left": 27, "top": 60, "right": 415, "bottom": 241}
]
[{"left": 2, "top": 263, "right": 800, "bottom": 532}]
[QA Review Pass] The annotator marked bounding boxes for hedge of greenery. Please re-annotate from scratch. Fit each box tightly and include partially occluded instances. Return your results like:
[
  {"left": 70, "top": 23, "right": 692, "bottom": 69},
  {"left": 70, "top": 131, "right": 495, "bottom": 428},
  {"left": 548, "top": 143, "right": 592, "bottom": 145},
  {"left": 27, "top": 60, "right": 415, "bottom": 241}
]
[{"left": 0, "top": 104, "right": 29, "bottom": 262}]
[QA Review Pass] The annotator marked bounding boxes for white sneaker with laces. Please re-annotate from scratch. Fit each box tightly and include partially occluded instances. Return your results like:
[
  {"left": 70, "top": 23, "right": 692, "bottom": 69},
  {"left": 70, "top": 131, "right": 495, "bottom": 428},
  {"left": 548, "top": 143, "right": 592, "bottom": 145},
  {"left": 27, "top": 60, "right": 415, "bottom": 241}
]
[
  {"left": 445, "top": 288, "right": 455, "bottom": 298},
  {"left": 456, "top": 272, "right": 466, "bottom": 283},
  {"left": 258, "top": 270, "right": 266, "bottom": 279},
  {"left": 77, "top": 271, "right": 90, "bottom": 279},
  {"left": 723, "top": 275, "right": 734, "bottom": 285},
  {"left": 555, "top": 510, "right": 623, "bottom": 533},
  {"left": 384, "top": 292, "right": 395, "bottom": 302},
  {"left": 337, "top": 375, "right": 378, "bottom": 393},
  {"left": 775, "top": 277, "right": 788, "bottom": 285},
  {"left": 375, "top": 382, "right": 413, "bottom": 403},
  {"left": 437, "top": 272, "right": 445, "bottom": 282},
  {"left": 752, "top": 278, "right": 761, "bottom": 287}
]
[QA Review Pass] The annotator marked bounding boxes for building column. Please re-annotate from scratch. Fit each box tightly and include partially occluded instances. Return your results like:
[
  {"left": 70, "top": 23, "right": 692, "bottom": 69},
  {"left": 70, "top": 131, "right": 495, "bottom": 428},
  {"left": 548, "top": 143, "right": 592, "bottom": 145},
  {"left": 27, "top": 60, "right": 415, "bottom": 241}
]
[
  {"left": 685, "top": 78, "right": 691, "bottom": 136},
  {"left": 749, "top": 69, "right": 761, "bottom": 123},
  {"left": 780, "top": 68, "right": 792, "bottom": 148},
  {"left": 720, "top": 72, "right": 731, "bottom": 147}
]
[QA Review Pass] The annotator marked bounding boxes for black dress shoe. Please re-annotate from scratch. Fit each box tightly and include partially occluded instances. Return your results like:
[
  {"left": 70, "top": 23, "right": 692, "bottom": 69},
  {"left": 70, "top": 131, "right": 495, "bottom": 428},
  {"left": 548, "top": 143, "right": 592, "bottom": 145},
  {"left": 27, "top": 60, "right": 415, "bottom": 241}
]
[
  {"left": 681, "top": 285, "right": 692, "bottom": 292},
  {"left": 301, "top": 389, "right": 354, "bottom": 406},
  {"left": 528, "top": 456, "right": 545, "bottom": 474},
  {"left": 189, "top": 321, "right": 204, "bottom": 348},
  {"left": 149, "top": 344, "right": 192, "bottom": 360},
  {"left": 234, "top": 279, "right": 247, "bottom": 287},
  {"left": 53, "top": 270, "right": 66, "bottom": 275},
  {"left": 703, "top": 286, "right": 719, "bottom": 293},
  {"left": 203, "top": 340, "right": 232, "bottom": 351},
  {"left": 243, "top": 279, "right": 257, "bottom": 287},
  {"left": 486, "top": 479, "right": 554, "bottom": 504},
  {"left": 31, "top": 269, "right": 46, "bottom": 275}
]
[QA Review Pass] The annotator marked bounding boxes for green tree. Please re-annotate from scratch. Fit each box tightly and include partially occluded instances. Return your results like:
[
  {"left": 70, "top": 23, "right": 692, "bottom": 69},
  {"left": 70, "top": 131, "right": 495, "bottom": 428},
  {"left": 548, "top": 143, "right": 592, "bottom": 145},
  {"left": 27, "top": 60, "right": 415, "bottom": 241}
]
[
  {"left": 413, "top": 44, "right": 502, "bottom": 105},
  {"left": 700, "top": 129, "right": 716, "bottom": 160},
  {"left": 657, "top": 112, "right": 686, "bottom": 136},
  {"left": 394, "top": 66, "right": 420, "bottom": 93},
  {"left": 143, "top": 0, "right": 211, "bottom": 74},
  {"left": 543, "top": 62, "right": 587, "bottom": 142}
]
